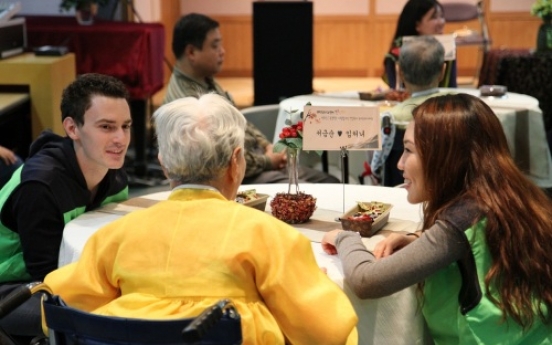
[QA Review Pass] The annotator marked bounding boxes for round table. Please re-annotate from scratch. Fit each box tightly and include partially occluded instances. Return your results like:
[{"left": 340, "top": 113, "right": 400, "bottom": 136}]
[{"left": 277, "top": 90, "right": 552, "bottom": 188}]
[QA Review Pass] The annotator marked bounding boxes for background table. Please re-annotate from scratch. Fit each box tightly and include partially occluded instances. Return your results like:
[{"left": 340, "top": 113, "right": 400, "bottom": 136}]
[
  {"left": 478, "top": 49, "right": 532, "bottom": 89},
  {"left": 25, "top": 15, "right": 165, "bottom": 178},
  {"left": 479, "top": 49, "right": 552, "bottom": 157},
  {"left": 25, "top": 16, "right": 164, "bottom": 100},
  {"left": 60, "top": 183, "right": 431, "bottom": 345},
  {"left": 0, "top": 93, "right": 31, "bottom": 159},
  {"left": 0, "top": 53, "right": 75, "bottom": 139},
  {"left": 278, "top": 90, "right": 552, "bottom": 188}
]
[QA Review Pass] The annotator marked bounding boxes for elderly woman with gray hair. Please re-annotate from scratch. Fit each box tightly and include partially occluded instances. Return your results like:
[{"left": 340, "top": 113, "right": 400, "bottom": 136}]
[{"left": 43, "top": 94, "right": 358, "bottom": 345}]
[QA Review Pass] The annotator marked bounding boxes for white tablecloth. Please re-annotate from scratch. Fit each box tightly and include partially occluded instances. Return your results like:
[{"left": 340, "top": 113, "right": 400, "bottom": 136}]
[
  {"left": 59, "top": 183, "right": 430, "bottom": 345},
  {"left": 277, "top": 89, "right": 552, "bottom": 187}
]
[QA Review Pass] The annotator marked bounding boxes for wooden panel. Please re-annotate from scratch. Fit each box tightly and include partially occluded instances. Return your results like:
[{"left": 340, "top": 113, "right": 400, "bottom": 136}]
[
  {"left": 159, "top": 0, "right": 181, "bottom": 83},
  {"left": 314, "top": 17, "right": 369, "bottom": 76},
  {"left": 368, "top": 17, "right": 398, "bottom": 77},
  {"left": 488, "top": 13, "right": 541, "bottom": 49},
  {"left": 214, "top": 16, "right": 252, "bottom": 77}
]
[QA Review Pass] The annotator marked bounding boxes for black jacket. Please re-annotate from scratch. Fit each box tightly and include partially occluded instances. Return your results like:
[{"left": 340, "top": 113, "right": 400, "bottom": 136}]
[{"left": 0, "top": 131, "right": 128, "bottom": 282}]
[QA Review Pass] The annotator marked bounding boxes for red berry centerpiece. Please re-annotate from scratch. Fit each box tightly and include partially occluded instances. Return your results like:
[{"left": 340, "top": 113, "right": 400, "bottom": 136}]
[{"left": 270, "top": 107, "right": 317, "bottom": 224}]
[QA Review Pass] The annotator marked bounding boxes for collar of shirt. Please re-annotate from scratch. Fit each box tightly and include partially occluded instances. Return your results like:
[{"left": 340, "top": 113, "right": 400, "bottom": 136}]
[
  {"left": 172, "top": 184, "right": 220, "bottom": 193},
  {"left": 173, "top": 66, "right": 210, "bottom": 90}
]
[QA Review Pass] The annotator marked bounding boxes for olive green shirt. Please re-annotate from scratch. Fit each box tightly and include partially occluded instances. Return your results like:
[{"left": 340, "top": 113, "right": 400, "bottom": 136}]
[{"left": 163, "top": 66, "right": 273, "bottom": 177}]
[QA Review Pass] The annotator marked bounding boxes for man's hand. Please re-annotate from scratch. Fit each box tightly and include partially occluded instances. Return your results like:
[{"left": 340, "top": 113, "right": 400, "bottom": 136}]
[
  {"left": 373, "top": 232, "right": 417, "bottom": 259},
  {"left": 0, "top": 146, "right": 17, "bottom": 165},
  {"left": 265, "top": 144, "right": 287, "bottom": 170}
]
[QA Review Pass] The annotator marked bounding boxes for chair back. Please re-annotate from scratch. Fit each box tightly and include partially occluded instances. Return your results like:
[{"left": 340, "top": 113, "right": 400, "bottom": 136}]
[
  {"left": 441, "top": 0, "right": 491, "bottom": 84},
  {"left": 43, "top": 295, "right": 242, "bottom": 345},
  {"left": 443, "top": 1, "right": 479, "bottom": 22},
  {"left": 441, "top": 0, "right": 491, "bottom": 49},
  {"left": 240, "top": 104, "right": 280, "bottom": 141}
]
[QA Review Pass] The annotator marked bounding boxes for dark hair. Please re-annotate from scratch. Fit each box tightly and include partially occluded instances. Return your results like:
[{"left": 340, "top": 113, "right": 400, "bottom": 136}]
[
  {"left": 414, "top": 93, "right": 552, "bottom": 328},
  {"left": 172, "top": 13, "right": 220, "bottom": 59},
  {"left": 391, "top": 0, "right": 443, "bottom": 46},
  {"left": 399, "top": 36, "right": 444, "bottom": 87},
  {"left": 60, "top": 73, "right": 129, "bottom": 126}
]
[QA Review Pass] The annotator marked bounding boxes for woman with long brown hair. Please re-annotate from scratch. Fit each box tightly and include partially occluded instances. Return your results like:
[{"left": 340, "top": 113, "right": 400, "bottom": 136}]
[{"left": 323, "top": 93, "right": 552, "bottom": 344}]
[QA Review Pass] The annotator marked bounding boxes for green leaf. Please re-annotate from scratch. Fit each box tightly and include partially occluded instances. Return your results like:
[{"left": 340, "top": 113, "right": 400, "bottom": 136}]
[{"left": 285, "top": 138, "right": 302, "bottom": 149}]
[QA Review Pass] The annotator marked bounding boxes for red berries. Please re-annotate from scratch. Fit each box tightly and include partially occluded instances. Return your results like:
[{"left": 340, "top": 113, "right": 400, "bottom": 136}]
[{"left": 278, "top": 121, "right": 303, "bottom": 139}]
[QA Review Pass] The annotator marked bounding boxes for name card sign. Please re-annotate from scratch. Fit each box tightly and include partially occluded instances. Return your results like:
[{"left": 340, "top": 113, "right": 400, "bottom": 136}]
[
  {"left": 302, "top": 105, "right": 381, "bottom": 151},
  {"left": 402, "top": 34, "right": 456, "bottom": 61}
]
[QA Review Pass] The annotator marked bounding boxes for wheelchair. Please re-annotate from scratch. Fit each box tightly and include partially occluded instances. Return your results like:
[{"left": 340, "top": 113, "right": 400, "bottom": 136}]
[{"left": 0, "top": 282, "right": 242, "bottom": 345}]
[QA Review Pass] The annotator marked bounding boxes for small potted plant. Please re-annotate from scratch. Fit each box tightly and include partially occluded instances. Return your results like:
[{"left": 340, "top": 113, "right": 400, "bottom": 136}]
[
  {"left": 532, "top": 0, "right": 552, "bottom": 52},
  {"left": 270, "top": 107, "right": 317, "bottom": 224},
  {"left": 59, "top": 0, "right": 108, "bottom": 25},
  {"left": 531, "top": 0, "right": 552, "bottom": 20}
]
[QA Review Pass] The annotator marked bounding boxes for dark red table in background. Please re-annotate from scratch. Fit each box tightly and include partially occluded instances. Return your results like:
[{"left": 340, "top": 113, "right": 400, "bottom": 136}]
[{"left": 25, "top": 15, "right": 165, "bottom": 180}]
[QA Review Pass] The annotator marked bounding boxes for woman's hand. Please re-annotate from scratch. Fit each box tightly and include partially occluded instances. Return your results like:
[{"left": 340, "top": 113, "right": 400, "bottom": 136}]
[
  {"left": 321, "top": 229, "right": 343, "bottom": 255},
  {"left": 373, "top": 232, "right": 417, "bottom": 259},
  {"left": 0, "top": 146, "right": 17, "bottom": 165}
]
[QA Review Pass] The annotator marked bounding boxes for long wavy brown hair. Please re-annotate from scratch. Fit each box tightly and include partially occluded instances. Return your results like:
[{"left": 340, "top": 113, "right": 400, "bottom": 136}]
[{"left": 413, "top": 93, "right": 552, "bottom": 328}]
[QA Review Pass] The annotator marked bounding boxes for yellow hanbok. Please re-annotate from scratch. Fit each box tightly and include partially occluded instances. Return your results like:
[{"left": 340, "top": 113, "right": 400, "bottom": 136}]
[{"left": 45, "top": 189, "right": 358, "bottom": 344}]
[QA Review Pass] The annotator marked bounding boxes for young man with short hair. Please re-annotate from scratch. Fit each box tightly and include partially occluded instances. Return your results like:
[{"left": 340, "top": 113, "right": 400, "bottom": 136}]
[{"left": 0, "top": 73, "right": 132, "bottom": 337}]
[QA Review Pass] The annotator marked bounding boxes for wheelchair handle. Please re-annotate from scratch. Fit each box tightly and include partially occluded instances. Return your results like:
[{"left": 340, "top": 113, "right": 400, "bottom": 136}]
[
  {"left": 182, "top": 299, "right": 238, "bottom": 342},
  {"left": 0, "top": 282, "right": 52, "bottom": 319}
]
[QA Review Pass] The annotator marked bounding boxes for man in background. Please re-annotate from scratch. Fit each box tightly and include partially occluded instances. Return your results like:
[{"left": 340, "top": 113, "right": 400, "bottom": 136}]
[
  {"left": 164, "top": 13, "right": 338, "bottom": 184},
  {"left": 372, "top": 35, "right": 452, "bottom": 186}
]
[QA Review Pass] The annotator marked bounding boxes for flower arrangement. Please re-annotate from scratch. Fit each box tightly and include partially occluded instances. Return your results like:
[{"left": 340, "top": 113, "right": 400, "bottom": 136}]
[
  {"left": 59, "top": 0, "right": 107, "bottom": 12},
  {"left": 531, "top": 0, "right": 552, "bottom": 20},
  {"left": 273, "top": 108, "right": 305, "bottom": 153},
  {"left": 269, "top": 105, "right": 317, "bottom": 224}
]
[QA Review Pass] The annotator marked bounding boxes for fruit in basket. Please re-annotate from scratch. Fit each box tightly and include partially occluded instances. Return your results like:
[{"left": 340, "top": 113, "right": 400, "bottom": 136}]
[
  {"left": 235, "top": 189, "right": 259, "bottom": 203},
  {"left": 236, "top": 189, "right": 269, "bottom": 211},
  {"left": 341, "top": 201, "right": 392, "bottom": 237},
  {"left": 347, "top": 213, "right": 374, "bottom": 222}
]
